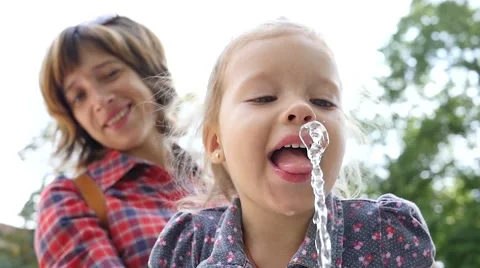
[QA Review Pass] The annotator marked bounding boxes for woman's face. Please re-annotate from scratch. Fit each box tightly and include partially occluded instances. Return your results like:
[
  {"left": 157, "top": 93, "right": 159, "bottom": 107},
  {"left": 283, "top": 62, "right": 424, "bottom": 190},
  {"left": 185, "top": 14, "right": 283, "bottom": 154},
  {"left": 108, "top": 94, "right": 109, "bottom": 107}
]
[{"left": 63, "top": 44, "right": 159, "bottom": 153}]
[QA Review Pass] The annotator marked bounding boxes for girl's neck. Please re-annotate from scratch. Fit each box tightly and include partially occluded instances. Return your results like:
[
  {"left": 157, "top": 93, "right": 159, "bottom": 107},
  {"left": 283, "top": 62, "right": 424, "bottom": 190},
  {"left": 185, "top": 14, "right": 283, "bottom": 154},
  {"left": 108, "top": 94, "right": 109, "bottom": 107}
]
[{"left": 241, "top": 198, "right": 313, "bottom": 268}]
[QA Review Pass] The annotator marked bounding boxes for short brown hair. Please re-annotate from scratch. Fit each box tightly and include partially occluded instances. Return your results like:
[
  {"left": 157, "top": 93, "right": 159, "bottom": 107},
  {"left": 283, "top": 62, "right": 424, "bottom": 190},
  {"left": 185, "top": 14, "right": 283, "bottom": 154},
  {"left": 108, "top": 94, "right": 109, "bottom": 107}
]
[{"left": 40, "top": 15, "right": 178, "bottom": 172}]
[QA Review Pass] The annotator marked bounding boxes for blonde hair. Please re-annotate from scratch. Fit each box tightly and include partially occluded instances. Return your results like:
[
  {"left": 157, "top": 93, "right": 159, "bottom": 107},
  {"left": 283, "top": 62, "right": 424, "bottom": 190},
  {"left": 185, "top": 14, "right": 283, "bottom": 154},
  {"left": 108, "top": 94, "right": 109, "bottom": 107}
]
[
  {"left": 177, "top": 19, "right": 367, "bottom": 210},
  {"left": 40, "top": 15, "right": 186, "bottom": 173}
]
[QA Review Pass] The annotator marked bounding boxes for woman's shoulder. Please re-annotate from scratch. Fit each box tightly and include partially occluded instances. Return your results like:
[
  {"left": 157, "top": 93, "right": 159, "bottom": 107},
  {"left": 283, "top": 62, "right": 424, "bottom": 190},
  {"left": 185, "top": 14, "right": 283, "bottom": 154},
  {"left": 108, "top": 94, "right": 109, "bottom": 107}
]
[
  {"left": 38, "top": 175, "right": 81, "bottom": 208},
  {"left": 36, "top": 175, "right": 94, "bottom": 242},
  {"left": 339, "top": 194, "right": 436, "bottom": 267}
]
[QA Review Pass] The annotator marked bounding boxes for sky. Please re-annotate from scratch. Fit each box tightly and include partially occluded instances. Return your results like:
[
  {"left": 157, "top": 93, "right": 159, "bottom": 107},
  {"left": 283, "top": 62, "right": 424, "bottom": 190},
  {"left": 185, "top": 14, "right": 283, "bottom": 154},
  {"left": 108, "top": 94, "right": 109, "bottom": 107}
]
[{"left": 0, "top": 0, "right": 413, "bottom": 228}]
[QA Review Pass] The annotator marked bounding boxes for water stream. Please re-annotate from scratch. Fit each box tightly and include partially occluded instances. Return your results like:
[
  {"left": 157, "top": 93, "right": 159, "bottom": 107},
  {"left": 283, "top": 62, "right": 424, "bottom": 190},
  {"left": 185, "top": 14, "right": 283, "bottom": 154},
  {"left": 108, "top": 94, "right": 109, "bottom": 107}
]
[{"left": 299, "top": 121, "right": 331, "bottom": 268}]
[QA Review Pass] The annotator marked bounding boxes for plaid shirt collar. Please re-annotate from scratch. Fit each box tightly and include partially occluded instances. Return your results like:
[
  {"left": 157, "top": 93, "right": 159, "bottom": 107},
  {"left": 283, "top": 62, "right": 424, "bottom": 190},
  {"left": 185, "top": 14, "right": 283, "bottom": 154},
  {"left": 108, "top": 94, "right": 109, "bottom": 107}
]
[{"left": 86, "top": 149, "right": 158, "bottom": 191}]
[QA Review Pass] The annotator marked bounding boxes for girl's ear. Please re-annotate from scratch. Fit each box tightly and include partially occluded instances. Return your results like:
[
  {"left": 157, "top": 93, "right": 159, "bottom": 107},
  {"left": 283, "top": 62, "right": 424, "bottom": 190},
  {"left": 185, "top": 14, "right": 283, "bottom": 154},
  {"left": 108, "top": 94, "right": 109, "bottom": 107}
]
[{"left": 203, "top": 127, "right": 225, "bottom": 163}]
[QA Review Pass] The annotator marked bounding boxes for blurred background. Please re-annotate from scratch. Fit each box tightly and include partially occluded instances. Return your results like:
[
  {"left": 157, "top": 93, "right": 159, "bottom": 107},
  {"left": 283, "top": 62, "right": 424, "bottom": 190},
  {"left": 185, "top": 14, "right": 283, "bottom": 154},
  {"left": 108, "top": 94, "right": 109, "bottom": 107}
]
[{"left": 0, "top": 0, "right": 478, "bottom": 267}]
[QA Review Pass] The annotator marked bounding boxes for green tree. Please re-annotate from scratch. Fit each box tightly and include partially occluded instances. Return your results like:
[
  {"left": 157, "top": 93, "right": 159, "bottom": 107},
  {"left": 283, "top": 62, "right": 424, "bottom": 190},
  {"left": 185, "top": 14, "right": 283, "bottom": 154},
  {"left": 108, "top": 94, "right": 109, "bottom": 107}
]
[
  {"left": 0, "top": 144, "right": 49, "bottom": 267},
  {"left": 372, "top": 0, "right": 479, "bottom": 267},
  {"left": 0, "top": 225, "right": 38, "bottom": 268}
]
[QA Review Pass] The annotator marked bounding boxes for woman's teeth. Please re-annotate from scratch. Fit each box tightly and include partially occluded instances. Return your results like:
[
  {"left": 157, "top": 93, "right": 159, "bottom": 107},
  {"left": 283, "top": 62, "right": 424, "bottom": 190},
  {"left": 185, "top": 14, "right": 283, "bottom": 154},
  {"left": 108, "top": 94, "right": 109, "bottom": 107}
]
[{"left": 108, "top": 107, "right": 129, "bottom": 125}]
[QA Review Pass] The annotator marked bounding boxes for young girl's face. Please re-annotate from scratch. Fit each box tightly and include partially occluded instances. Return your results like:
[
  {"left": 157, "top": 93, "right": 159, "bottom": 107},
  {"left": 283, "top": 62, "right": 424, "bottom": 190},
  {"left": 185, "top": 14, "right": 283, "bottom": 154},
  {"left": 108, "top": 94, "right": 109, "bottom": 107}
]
[{"left": 211, "top": 33, "right": 346, "bottom": 216}]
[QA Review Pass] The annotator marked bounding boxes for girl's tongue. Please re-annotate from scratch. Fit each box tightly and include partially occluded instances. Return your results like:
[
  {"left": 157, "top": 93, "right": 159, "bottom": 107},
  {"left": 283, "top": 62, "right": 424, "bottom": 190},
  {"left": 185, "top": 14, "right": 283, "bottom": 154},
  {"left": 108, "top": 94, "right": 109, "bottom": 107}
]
[{"left": 271, "top": 148, "right": 312, "bottom": 174}]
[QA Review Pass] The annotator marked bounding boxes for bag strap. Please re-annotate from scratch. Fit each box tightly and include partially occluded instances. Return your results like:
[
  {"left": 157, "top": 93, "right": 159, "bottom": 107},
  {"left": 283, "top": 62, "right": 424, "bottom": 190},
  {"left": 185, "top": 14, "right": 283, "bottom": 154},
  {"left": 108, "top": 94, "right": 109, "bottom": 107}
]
[{"left": 72, "top": 174, "right": 109, "bottom": 228}]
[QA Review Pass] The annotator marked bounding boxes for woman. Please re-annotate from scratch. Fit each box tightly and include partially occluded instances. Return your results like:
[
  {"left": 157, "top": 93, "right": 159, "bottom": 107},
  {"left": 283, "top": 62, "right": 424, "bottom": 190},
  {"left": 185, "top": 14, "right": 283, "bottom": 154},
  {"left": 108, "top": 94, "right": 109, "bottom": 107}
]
[{"left": 34, "top": 15, "right": 194, "bottom": 267}]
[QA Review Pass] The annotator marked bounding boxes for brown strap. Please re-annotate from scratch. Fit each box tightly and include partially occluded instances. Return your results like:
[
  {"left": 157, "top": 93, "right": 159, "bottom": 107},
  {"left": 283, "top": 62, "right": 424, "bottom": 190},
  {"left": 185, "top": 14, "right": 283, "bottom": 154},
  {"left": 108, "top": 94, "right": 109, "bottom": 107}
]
[{"left": 72, "top": 174, "right": 108, "bottom": 228}]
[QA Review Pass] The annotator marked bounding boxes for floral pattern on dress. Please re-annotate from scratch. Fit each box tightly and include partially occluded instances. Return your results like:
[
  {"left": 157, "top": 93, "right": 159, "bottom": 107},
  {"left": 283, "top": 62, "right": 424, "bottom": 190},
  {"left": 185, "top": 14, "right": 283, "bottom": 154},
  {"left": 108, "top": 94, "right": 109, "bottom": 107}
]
[{"left": 149, "top": 194, "right": 435, "bottom": 268}]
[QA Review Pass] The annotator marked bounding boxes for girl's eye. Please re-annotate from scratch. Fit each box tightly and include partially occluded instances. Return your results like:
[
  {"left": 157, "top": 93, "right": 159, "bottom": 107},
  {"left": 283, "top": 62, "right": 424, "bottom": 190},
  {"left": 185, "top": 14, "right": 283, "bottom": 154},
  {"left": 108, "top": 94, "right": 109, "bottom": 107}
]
[
  {"left": 311, "top": 99, "right": 335, "bottom": 108},
  {"left": 250, "top": 96, "right": 277, "bottom": 103}
]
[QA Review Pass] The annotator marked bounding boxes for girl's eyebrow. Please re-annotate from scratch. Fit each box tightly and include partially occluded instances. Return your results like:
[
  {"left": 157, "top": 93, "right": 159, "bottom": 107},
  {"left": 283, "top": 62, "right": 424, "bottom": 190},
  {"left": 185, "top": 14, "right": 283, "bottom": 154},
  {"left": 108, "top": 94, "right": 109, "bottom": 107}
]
[
  {"left": 234, "top": 71, "right": 273, "bottom": 91},
  {"left": 309, "top": 74, "right": 341, "bottom": 91}
]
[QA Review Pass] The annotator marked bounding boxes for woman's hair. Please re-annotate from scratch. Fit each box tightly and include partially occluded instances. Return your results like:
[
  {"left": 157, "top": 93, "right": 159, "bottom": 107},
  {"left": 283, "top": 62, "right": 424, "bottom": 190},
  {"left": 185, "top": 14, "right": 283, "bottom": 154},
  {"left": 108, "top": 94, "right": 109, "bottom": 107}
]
[
  {"left": 40, "top": 15, "right": 183, "bottom": 173},
  {"left": 177, "top": 19, "right": 368, "bottom": 210}
]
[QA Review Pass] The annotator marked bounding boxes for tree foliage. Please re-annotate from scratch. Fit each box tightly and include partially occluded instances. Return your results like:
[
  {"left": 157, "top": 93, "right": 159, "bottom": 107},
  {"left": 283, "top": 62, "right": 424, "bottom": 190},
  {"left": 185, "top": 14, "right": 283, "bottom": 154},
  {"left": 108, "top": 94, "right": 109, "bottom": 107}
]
[
  {"left": 0, "top": 225, "right": 37, "bottom": 268},
  {"left": 371, "top": 0, "right": 480, "bottom": 266}
]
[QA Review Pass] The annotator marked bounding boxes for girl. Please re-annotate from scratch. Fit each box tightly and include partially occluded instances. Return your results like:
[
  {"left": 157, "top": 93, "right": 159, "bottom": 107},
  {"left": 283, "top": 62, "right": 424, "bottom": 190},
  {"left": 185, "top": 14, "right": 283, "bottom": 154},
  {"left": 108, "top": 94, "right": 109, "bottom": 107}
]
[
  {"left": 34, "top": 15, "right": 195, "bottom": 267},
  {"left": 149, "top": 20, "right": 436, "bottom": 268}
]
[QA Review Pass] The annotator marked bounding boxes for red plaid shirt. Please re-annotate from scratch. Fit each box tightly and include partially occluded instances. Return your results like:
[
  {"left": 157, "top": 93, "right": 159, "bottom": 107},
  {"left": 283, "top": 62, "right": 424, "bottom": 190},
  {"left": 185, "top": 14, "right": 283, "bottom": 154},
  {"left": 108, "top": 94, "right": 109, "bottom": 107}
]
[{"left": 34, "top": 150, "right": 186, "bottom": 267}]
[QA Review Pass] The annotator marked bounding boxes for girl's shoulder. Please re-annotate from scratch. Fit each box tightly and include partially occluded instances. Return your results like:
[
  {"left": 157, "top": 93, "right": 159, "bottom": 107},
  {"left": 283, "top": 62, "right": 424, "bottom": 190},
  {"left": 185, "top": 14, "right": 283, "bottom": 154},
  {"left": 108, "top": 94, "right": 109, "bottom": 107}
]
[
  {"left": 338, "top": 194, "right": 436, "bottom": 267},
  {"left": 340, "top": 193, "right": 424, "bottom": 214},
  {"left": 149, "top": 205, "right": 229, "bottom": 267},
  {"left": 157, "top": 205, "right": 228, "bottom": 237},
  {"left": 339, "top": 193, "right": 430, "bottom": 228}
]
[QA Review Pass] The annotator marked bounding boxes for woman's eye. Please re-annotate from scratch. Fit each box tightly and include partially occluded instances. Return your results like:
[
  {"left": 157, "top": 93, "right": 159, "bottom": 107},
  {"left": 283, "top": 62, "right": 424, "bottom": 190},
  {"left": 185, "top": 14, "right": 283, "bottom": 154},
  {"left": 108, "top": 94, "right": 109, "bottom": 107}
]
[
  {"left": 250, "top": 96, "right": 277, "bottom": 103},
  {"left": 108, "top": 70, "right": 119, "bottom": 77},
  {"left": 311, "top": 99, "right": 335, "bottom": 108},
  {"left": 102, "top": 69, "right": 120, "bottom": 80},
  {"left": 66, "top": 90, "right": 86, "bottom": 106},
  {"left": 73, "top": 91, "right": 86, "bottom": 103}
]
